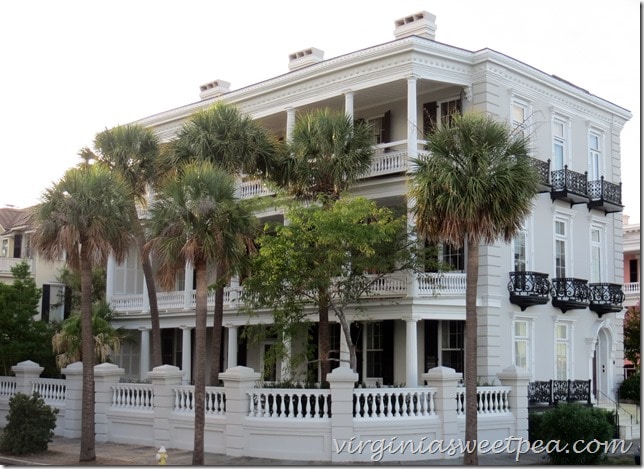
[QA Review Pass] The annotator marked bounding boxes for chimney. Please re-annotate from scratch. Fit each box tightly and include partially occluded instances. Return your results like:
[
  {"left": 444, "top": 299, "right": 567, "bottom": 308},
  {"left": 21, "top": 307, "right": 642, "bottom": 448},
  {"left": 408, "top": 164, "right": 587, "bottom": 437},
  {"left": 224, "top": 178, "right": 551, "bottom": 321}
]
[
  {"left": 199, "top": 79, "right": 231, "bottom": 100},
  {"left": 288, "top": 47, "right": 324, "bottom": 71},
  {"left": 394, "top": 11, "right": 437, "bottom": 40}
]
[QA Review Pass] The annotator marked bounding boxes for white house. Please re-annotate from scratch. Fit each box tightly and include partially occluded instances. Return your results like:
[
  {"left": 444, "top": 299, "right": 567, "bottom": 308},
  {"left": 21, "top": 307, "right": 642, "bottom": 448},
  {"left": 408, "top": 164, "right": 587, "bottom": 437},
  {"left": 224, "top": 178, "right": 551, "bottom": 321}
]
[{"left": 106, "top": 11, "right": 631, "bottom": 407}]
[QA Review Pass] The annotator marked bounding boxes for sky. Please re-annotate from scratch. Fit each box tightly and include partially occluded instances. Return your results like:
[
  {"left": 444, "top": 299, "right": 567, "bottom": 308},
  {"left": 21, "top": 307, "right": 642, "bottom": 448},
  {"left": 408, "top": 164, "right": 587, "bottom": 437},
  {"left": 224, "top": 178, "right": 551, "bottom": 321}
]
[{"left": 0, "top": 0, "right": 640, "bottom": 222}]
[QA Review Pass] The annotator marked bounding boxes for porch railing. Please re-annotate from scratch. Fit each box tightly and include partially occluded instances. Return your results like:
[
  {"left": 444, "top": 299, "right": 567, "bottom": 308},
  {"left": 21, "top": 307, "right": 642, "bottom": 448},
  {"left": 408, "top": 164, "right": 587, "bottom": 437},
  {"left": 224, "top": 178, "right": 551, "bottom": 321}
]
[
  {"left": 417, "top": 272, "right": 466, "bottom": 296},
  {"left": 455, "top": 386, "right": 512, "bottom": 416},
  {"left": 247, "top": 388, "right": 331, "bottom": 419},
  {"left": 353, "top": 387, "right": 436, "bottom": 419}
]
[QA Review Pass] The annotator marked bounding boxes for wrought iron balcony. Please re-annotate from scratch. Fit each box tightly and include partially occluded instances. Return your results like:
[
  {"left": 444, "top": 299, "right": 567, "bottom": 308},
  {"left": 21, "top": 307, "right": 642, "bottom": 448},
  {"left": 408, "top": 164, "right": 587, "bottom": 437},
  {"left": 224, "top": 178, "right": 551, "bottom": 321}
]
[
  {"left": 550, "top": 166, "right": 589, "bottom": 206},
  {"left": 588, "top": 283, "right": 625, "bottom": 317},
  {"left": 529, "top": 157, "right": 551, "bottom": 193},
  {"left": 528, "top": 379, "right": 592, "bottom": 407},
  {"left": 550, "top": 277, "right": 590, "bottom": 313},
  {"left": 587, "top": 177, "right": 623, "bottom": 214},
  {"left": 507, "top": 271, "right": 551, "bottom": 311}
]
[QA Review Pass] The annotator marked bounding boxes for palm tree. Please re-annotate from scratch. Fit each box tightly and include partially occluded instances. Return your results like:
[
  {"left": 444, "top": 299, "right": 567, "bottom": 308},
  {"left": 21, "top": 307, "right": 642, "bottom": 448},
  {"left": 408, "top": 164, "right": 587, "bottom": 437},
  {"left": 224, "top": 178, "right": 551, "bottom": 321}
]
[
  {"left": 87, "top": 124, "right": 165, "bottom": 369},
  {"left": 410, "top": 111, "right": 538, "bottom": 465},
  {"left": 52, "top": 301, "right": 131, "bottom": 369},
  {"left": 268, "top": 107, "right": 375, "bottom": 383},
  {"left": 170, "top": 101, "right": 277, "bottom": 386},
  {"left": 31, "top": 162, "right": 133, "bottom": 463},
  {"left": 146, "top": 161, "right": 256, "bottom": 465}
]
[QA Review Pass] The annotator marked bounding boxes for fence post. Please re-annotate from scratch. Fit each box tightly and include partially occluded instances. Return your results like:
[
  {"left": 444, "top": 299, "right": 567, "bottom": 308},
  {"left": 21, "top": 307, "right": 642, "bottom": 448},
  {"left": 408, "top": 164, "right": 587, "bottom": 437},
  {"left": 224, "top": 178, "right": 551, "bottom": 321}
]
[
  {"left": 327, "top": 366, "right": 358, "bottom": 463},
  {"left": 61, "top": 361, "right": 83, "bottom": 438},
  {"left": 219, "top": 366, "right": 261, "bottom": 457},
  {"left": 497, "top": 365, "right": 531, "bottom": 440},
  {"left": 11, "top": 360, "right": 43, "bottom": 396},
  {"left": 423, "top": 366, "right": 462, "bottom": 447},
  {"left": 94, "top": 363, "right": 125, "bottom": 442},
  {"left": 148, "top": 364, "right": 183, "bottom": 450}
]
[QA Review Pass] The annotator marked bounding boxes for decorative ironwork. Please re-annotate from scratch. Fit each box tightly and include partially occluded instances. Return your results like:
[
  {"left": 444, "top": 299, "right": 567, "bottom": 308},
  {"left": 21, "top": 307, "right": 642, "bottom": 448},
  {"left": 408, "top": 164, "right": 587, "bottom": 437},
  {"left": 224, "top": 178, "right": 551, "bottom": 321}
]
[
  {"left": 550, "top": 278, "right": 589, "bottom": 313},
  {"left": 530, "top": 158, "right": 550, "bottom": 190},
  {"left": 508, "top": 271, "right": 551, "bottom": 310},
  {"left": 550, "top": 166, "right": 588, "bottom": 206},
  {"left": 587, "top": 177, "right": 623, "bottom": 213},
  {"left": 528, "top": 379, "right": 592, "bottom": 406},
  {"left": 588, "top": 283, "right": 625, "bottom": 316}
]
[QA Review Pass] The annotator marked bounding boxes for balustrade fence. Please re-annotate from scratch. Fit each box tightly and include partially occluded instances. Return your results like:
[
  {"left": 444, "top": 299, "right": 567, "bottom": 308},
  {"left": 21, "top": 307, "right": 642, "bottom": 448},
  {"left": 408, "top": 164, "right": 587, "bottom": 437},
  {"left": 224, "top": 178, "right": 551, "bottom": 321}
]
[{"left": 0, "top": 361, "right": 528, "bottom": 463}]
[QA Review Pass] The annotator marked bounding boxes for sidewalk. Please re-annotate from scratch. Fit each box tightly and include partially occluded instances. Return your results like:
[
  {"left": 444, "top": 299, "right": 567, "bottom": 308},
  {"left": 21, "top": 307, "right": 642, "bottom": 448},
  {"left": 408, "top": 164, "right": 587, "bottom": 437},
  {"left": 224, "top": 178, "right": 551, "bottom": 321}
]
[{"left": 0, "top": 436, "right": 638, "bottom": 465}]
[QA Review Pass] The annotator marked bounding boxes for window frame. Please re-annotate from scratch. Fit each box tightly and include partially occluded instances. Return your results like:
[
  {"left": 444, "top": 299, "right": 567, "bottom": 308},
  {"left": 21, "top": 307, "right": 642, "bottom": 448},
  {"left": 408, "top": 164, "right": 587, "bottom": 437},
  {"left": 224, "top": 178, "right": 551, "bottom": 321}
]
[
  {"left": 552, "top": 115, "right": 570, "bottom": 171},
  {"left": 554, "top": 321, "right": 574, "bottom": 380}
]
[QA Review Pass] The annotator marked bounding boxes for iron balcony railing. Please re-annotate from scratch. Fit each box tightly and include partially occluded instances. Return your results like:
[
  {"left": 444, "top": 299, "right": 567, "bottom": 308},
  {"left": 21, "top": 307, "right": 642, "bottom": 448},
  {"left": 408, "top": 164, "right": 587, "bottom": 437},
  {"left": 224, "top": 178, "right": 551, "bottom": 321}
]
[
  {"left": 550, "top": 277, "right": 590, "bottom": 313},
  {"left": 507, "top": 271, "right": 551, "bottom": 311},
  {"left": 528, "top": 379, "right": 592, "bottom": 406},
  {"left": 587, "top": 177, "right": 622, "bottom": 205},
  {"left": 530, "top": 157, "right": 551, "bottom": 190},
  {"left": 550, "top": 165, "right": 588, "bottom": 197},
  {"left": 588, "top": 283, "right": 625, "bottom": 316}
]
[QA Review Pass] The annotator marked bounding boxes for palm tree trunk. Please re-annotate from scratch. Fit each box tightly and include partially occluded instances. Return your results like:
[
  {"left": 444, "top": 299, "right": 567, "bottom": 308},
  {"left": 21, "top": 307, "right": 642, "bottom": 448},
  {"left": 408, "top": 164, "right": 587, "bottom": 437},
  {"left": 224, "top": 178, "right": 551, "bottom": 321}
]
[
  {"left": 79, "top": 248, "right": 96, "bottom": 462},
  {"left": 209, "top": 265, "right": 225, "bottom": 386},
  {"left": 463, "top": 239, "right": 479, "bottom": 466},
  {"left": 130, "top": 209, "right": 162, "bottom": 368},
  {"left": 192, "top": 260, "right": 207, "bottom": 465},
  {"left": 318, "top": 288, "right": 331, "bottom": 386}
]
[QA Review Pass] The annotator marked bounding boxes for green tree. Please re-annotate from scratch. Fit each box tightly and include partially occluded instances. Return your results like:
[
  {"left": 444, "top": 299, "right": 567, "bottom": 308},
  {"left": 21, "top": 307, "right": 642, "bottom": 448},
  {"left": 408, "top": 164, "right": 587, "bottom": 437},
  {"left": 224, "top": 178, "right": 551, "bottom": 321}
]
[
  {"left": 242, "top": 197, "right": 418, "bottom": 376},
  {"left": 267, "top": 108, "right": 375, "bottom": 383},
  {"left": 31, "top": 162, "right": 133, "bottom": 463},
  {"left": 56, "top": 265, "right": 106, "bottom": 310},
  {"left": 85, "top": 124, "right": 165, "bottom": 369},
  {"left": 624, "top": 302, "right": 640, "bottom": 367},
  {"left": 146, "top": 161, "right": 257, "bottom": 465},
  {"left": 0, "top": 262, "right": 56, "bottom": 376},
  {"left": 51, "top": 301, "right": 131, "bottom": 369},
  {"left": 170, "top": 102, "right": 278, "bottom": 386},
  {"left": 410, "top": 111, "right": 538, "bottom": 465}
]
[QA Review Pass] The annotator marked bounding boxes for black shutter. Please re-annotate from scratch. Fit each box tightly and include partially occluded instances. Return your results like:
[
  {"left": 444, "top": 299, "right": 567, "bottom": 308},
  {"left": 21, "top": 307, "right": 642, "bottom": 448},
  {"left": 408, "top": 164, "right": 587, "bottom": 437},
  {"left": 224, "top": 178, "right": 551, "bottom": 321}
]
[
  {"left": 382, "top": 110, "right": 391, "bottom": 144},
  {"left": 13, "top": 234, "right": 22, "bottom": 258},
  {"left": 382, "top": 320, "right": 395, "bottom": 385},
  {"left": 64, "top": 287, "right": 72, "bottom": 319},
  {"left": 41, "top": 284, "right": 50, "bottom": 322},
  {"left": 237, "top": 327, "right": 247, "bottom": 366}
]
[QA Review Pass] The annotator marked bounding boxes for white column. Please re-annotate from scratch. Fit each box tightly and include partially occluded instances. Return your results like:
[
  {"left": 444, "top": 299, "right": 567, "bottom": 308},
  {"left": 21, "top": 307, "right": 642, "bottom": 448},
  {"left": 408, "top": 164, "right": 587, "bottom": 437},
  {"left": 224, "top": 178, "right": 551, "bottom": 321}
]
[
  {"left": 280, "top": 337, "right": 291, "bottom": 381},
  {"left": 405, "top": 319, "right": 419, "bottom": 387},
  {"left": 181, "top": 326, "right": 193, "bottom": 384},
  {"left": 139, "top": 327, "right": 150, "bottom": 381},
  {"left": 344, "top": 90, "right": 354, "bottom": 119},
  {"left": 227, "top": 325, "right": 238, "bottom": 369},
  {"left": 286, "top": 107, "right": 296, "bottom": 142},
  {"left": 142, "top": 280, "right": 150, "bottom": 312},
  {"left": 406, "top": 75, "right": 419, "bottom": 160},
  {"left": 105, "top": 255, "right": 115, "bottom": 302},
  {"left": 339, "top": 321, "right": 351, "bottom": 368},
  {"left": 183, "top": 261, "right": 193, "bottom": 309}
]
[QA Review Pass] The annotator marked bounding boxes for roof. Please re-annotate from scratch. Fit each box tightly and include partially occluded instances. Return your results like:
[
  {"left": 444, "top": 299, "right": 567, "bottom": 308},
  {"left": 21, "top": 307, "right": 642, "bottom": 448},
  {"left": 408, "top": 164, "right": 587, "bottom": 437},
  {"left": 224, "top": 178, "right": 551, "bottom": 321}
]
[{"left": 0, "top": 206, "right": 35, "bottom": 235}]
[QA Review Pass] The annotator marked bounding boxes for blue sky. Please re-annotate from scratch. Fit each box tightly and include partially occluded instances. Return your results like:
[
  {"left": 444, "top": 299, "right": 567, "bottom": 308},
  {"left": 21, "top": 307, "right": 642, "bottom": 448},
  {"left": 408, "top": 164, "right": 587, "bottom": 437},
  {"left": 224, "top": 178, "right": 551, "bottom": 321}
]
[{"left": 1, "top": 0, "right": 639, "bottom": 222}]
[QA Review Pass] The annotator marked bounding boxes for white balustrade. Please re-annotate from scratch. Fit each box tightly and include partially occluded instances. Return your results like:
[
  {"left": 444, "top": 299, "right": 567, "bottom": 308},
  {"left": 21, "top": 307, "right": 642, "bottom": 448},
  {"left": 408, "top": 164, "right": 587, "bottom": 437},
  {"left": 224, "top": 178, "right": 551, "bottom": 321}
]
[
  {"left": 172, "top": 385, "right": 226, "bottom": 415},
  {"left": 0, "top": 377, "right": 17, "bottom": 397},
  {"left": 111, "top": 383, "right": 154, "bottom": 410},
  {"left": 32, "top": 378, "right": 66, "bottom": 403},
  {"left": 369, "top": 149, "right": 408, "bottom": 177},
  {"left": 624, "top": 282, "right": 640, "bottom": 295},
  {"left": 417, "top": 272, "right": 467, "bottom": 296},
  {"left": 353, "top": 388, "right": 436, "bottom": 419},
  {"left": 247, "top": 388, "right": 331, "bottom": 419},
  {"left": 456, "top": 386, "right": 511, "bottom": 416}
]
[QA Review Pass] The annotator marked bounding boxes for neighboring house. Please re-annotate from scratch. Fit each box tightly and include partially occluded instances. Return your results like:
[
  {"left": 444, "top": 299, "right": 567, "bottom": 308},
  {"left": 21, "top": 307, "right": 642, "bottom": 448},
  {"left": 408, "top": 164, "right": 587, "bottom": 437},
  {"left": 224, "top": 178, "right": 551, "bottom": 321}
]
[
  {"left": 106, "top": 11, "right": 632, "bottom": 404},
  {"left": 622, "top": 214, "right": 640, "bottom": 308},
  {"left": 0, "top": 205, "right": 69, "bottom": 322}
]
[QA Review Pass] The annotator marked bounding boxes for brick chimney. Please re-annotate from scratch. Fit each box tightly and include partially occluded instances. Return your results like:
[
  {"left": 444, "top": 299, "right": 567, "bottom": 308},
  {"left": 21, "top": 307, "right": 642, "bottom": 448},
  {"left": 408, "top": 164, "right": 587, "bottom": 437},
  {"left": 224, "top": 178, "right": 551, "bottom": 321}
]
[
  {"left": 394, "top": 11, "right": 437, "bottom": 40},
  {"left": 288, "top": 47, "right": 324, "bottom": 71},
  {"left": 199, "top": 79, "right": 231, "bottom": 100}
]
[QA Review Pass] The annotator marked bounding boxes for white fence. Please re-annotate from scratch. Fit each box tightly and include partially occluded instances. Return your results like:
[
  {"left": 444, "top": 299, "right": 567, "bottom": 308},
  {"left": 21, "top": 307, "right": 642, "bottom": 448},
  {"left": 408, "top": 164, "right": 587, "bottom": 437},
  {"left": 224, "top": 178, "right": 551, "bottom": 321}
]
[{"left": 0, "top": 361, "right": 529, "bottom": 463}]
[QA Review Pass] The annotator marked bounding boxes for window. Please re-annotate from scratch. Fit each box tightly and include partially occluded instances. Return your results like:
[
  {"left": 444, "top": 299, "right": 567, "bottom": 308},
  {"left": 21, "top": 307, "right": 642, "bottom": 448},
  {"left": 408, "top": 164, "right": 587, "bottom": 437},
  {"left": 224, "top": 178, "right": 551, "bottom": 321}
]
[
  {"left": 513, "top": 320, "right": 530, "bottom": 370},
  {"left": 1, "top": 239, "right": 7, "bottom": 257},
  {"left": 511, "top": 98, "right": 531, "bottom": 140},
  {"left": 441, "top": 243, "right": 465, "bottom": 272},
  {"left": 555, "top": 323, "right": 571, "bottom": 380},
  {"left": 367, "top": 116, "right": 385, "bottom": 144},
  {"left": 554, "top": 219, "right": 568, "bottom": 278},
  {"left": 513, "top": 230, "right": 527, "bottom": 271},
  {"left": 590, "top": 227, "right": 603, "bottom": 283},
  {"left": 629, "top": 259, "right": 639, "bottom": 283},
  {"left": 588, "top": 131, "right": 601, "bottom": 181},
  {"left": 365, "top": 322, "right": 383, "bottom": 378},
  {"left": 114, "top": 246, "right": 145, "bottom": 295},
  {"left": 552, "top": 118, "right": 567, "bottom": 171},
  {"left": 441, "top": 320, "right": 464, "bottom": 374},
  {"left": 440, "top": 98, "right": 462, "bottom": 127}
]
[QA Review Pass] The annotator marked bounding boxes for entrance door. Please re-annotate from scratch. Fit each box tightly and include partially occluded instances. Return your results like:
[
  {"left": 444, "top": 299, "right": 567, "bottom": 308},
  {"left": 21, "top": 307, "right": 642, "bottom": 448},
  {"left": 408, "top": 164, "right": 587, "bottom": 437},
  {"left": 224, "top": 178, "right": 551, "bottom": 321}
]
[{"left": 594, "top": 328, "right": 611, "bottom": 402}]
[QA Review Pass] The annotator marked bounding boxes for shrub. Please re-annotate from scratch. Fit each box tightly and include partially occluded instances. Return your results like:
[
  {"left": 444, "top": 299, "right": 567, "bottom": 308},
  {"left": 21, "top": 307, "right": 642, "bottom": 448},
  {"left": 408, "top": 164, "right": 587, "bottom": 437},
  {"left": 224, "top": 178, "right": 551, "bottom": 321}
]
[
  {"left": 619, "top": 371, "right": 640, "bottom": 404},
  {"left": 534, "top": 403, "right": 614, "bottom": 465},
  {"left": 0, "top": 393, "right": 58, "bottom": 455}
]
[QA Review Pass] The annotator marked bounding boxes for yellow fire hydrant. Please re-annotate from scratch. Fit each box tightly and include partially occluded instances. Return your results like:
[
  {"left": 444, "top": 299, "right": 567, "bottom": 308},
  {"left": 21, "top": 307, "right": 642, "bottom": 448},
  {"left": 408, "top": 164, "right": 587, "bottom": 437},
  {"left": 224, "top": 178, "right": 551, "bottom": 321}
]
[{"left": 156, "top": 446, "right": 168, "bottom": 465}]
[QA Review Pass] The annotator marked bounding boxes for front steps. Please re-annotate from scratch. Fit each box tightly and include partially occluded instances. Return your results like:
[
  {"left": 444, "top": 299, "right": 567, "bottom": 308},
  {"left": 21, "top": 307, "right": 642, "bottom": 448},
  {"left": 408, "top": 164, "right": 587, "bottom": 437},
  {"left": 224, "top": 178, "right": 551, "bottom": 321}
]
[{"left": 597, "top": 402, "right": 640, "bottom": 440}]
